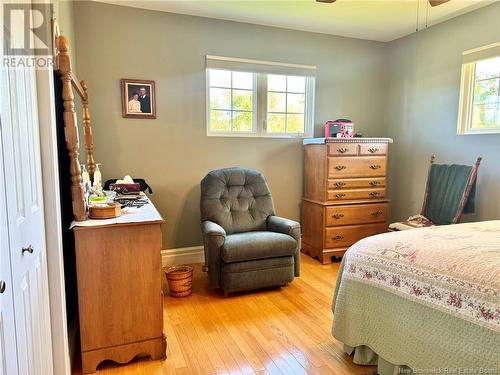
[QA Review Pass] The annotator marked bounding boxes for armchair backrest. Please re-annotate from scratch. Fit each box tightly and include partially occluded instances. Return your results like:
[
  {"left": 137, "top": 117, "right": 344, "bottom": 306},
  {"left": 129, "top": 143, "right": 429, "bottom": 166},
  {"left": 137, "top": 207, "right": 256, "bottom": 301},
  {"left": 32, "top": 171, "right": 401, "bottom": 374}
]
[
  {"left": 200, "top": 167, "right": 275, "bottom": 234},
  {"left": 421, "top": 155, "right": 481, "bottom": 225}
]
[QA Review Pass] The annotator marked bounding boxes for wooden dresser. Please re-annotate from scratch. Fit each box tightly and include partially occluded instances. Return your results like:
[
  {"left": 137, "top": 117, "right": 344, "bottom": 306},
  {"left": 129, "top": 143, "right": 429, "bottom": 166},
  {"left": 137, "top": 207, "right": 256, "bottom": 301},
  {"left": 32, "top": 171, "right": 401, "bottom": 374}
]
[
  {"left": 72, "top": 199, "right": 166, "bottom": 373},
  {"left": 302, "top": 137, "right": 393, "bottom": 264}
]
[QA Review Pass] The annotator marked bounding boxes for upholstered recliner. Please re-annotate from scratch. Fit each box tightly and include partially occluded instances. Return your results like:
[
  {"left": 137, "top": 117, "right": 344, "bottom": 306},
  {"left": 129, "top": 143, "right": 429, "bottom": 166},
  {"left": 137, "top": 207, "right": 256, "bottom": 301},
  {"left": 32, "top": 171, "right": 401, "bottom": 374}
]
[{"left": 200, "top": 167, "right": 300, "bottom": 295}]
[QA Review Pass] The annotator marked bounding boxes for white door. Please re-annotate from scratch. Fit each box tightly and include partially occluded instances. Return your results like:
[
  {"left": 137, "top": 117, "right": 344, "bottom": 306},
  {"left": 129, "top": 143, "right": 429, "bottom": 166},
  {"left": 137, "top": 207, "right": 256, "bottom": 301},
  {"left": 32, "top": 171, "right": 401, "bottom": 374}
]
[
  {"left": 0, "top": 120, "right": 19, "bottom": 375},
  {"left": 0, "top": 13, "right": 54, "bottom": 375}
]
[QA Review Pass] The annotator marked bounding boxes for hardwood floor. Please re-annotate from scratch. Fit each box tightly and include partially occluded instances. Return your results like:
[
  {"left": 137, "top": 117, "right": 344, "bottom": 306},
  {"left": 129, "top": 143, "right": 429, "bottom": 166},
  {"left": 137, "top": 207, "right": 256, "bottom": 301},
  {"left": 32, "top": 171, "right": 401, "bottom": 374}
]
[{"left": 74, "top": 254, "right": 375, "bottom": 374}]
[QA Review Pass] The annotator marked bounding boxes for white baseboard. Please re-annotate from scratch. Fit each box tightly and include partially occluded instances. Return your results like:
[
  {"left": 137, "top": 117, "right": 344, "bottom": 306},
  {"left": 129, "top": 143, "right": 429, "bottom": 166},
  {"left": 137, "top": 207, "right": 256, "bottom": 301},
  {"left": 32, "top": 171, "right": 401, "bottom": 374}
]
[{"left": 161, "top": 246, "right": 205, "bottom": 266}]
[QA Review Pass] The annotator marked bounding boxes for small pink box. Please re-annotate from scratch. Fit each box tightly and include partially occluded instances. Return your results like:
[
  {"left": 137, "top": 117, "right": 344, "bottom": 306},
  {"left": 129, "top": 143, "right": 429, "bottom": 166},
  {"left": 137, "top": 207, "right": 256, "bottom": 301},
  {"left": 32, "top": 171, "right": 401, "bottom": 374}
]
[{"left": 324, "top": 119, "right": 355, "bottom": 138}]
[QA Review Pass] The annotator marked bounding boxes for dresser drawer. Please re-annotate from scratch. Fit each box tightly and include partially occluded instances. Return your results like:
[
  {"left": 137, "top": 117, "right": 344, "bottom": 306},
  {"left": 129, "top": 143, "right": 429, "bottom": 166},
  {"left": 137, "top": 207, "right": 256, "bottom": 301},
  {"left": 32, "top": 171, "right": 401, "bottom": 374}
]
[
  {"left": 327, "top": 143, "right": 358, "bottom": 156},
  {"left": 327, "top": 177, "right": 386, "bottom": 190},
  {"left": 327, "top": 188, "right": 385, "bottom": 201},
  {"left": 325, "top": 203, "right": 388, "bottom": 226},
  {"left": 328, "top": 156, "right": 386, "bottom": 178},
  {"left": 359, "top": 143, "right": 388, "bottom": 156},
  {"left": 325, "top": 223, "right": 387, "bottom": 248}
]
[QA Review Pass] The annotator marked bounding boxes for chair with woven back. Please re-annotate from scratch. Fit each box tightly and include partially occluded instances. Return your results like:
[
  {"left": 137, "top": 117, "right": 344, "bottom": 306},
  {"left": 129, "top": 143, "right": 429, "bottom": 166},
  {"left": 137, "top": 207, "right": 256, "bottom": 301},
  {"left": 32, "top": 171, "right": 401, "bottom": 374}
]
[{"left": 389, "top": 155, "right": 482, "bottom": 231}]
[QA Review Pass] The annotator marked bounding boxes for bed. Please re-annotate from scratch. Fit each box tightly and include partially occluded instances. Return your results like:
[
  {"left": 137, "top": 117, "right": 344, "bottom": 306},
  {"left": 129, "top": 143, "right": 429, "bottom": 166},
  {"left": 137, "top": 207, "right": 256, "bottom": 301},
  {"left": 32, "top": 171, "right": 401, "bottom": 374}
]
[{"left": 332, "top": 220, "right": 500, "bottom": 373}]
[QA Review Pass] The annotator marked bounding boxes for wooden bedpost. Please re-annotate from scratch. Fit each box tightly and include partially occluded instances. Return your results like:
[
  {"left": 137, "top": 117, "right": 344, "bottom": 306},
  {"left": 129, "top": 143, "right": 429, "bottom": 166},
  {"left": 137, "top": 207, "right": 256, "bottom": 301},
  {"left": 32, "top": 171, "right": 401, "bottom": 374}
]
[
  {"left": 57, "top": 35, "right": 87, "bottom": 221},
  {"left": 81, "top": 80, "right": 96, "bottom": 180}
]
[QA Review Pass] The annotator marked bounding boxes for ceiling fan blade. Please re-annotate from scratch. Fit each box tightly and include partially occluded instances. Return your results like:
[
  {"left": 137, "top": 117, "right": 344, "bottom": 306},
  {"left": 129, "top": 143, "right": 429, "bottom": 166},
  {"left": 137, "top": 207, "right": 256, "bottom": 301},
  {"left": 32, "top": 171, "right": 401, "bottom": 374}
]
[
  {"left": 429, "top": 0, "right": 451, "bottom": 6},
  {"left": 316, "top": 0, "right": 336, "bottom": 3}
]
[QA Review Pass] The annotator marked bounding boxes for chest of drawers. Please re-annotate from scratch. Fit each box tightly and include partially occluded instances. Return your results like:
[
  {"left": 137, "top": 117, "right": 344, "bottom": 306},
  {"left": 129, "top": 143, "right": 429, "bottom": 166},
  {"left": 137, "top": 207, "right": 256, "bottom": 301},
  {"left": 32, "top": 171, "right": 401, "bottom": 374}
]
[{"left": 302, "top": 137, "right": 392, "bottom": 264}]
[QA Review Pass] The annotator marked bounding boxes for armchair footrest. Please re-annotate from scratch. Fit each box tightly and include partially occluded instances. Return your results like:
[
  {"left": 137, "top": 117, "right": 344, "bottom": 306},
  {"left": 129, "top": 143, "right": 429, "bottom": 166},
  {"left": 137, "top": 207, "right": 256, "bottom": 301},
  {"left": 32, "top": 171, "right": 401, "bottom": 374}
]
[{"left": 221, "top": 256, "right": 294, "bottom": 294}]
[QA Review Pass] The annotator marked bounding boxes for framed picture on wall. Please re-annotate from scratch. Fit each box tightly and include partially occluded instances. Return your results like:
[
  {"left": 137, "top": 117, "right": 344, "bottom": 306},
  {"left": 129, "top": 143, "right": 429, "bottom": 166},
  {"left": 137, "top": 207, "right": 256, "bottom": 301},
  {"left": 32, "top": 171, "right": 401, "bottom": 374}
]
[{"left": 121, "top": 79, "right": 156, "bottom": 119}]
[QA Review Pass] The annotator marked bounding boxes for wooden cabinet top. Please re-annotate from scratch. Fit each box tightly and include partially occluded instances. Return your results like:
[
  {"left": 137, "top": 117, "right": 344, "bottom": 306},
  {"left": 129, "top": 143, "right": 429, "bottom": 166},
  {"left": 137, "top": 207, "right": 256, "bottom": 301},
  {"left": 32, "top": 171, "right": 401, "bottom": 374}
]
[
  {"left": 303, "top": 137, "right": 393, "bottom": 145},
  {"left": 71, "top": 197, "right": 164, "bottom": 230}
]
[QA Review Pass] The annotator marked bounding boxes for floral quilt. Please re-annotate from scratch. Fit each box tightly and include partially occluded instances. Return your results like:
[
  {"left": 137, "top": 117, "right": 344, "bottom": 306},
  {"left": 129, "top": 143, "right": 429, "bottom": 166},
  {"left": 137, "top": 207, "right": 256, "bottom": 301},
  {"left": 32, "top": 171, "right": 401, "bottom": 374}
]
[{"left": 343, "top": 220, "right": 500, "bottom": 332}]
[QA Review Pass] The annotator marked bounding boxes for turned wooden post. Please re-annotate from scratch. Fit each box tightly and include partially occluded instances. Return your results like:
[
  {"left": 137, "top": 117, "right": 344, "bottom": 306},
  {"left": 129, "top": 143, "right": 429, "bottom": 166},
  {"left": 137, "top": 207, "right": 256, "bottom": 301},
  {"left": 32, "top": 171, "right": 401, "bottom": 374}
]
[
  {"left": 420, "top": 155, "right": 436, "bottom": 216},
  {"left": 57, "top": 35, "right": 87, "bottom": 221},
  {"left": 81, "top": 80, "right": 96, "bottom": 180},
  {"left": 454, "top": 156, "right": 483, "bottom": 224}
]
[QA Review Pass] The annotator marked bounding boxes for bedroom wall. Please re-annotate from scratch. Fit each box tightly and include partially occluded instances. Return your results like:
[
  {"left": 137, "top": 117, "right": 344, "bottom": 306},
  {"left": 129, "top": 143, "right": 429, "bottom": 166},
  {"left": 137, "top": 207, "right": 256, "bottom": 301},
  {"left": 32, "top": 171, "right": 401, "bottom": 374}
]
[
  {"left": 386, "top": 2, "right": 500, "bottom": 223},
  {"left": 53, "top": 0, "right": 76, "bottom": 69},
  {"left": 73, "top": 1, "right": 388, "bottom": 249}
]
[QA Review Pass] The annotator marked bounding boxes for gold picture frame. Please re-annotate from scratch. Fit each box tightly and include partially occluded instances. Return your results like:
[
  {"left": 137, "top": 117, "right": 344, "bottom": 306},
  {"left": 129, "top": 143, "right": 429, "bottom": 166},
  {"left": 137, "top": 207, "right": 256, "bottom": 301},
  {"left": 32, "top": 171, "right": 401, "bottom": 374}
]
[{"left": 121, "top": 78, "right": 156, "bottom": 119}]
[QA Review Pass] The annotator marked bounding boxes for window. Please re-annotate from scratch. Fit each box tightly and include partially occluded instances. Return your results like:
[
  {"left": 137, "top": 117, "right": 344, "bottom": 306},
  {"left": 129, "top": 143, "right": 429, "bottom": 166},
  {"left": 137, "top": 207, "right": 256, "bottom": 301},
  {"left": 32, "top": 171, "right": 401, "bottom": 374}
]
[
  {"left": 206, "top": 56, "right": 315, "bottom": 137},
  {"left": 457, "top": 42, "right": 500, "bottom": 135},
  {"left": 267, "top": 75, "right": 307, "bottom": 134},
  {"left": 208, "top": 70, "right": 255, "bottom": 133}
]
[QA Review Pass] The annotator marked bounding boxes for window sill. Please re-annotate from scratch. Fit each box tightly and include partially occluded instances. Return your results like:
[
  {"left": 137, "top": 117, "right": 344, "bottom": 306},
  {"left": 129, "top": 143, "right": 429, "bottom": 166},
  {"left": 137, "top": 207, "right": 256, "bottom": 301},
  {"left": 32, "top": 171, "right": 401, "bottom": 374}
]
[
  {"left": 206, "top": 132, "right": 313, "bottom": 139},
  {"left": 458, "top": 128, "right": 500, "bottom": 135}
]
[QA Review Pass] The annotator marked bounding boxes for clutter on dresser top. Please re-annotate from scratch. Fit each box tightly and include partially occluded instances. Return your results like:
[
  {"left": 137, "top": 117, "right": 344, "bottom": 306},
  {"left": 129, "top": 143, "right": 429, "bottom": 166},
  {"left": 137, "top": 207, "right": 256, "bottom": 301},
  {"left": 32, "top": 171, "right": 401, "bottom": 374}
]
[{"left": 80, "top": 170, "right": 151, "bottom": 220}]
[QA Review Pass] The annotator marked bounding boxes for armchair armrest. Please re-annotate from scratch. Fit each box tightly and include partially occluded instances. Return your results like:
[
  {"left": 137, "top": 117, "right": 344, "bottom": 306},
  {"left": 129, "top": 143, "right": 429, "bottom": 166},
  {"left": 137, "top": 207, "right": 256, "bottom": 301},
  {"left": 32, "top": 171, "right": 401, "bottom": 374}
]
[
  {"left": 268, "top": 216, "right": 300, "bottom": 237},
  {"left": 200, "top": 220, "right": 226, "bottom": 288},
  {"left": 201, "top": 220, "right": 226, "bottom": 238},
  {"left": 267, "top": 216, "right": 301, "bottom": 277}
]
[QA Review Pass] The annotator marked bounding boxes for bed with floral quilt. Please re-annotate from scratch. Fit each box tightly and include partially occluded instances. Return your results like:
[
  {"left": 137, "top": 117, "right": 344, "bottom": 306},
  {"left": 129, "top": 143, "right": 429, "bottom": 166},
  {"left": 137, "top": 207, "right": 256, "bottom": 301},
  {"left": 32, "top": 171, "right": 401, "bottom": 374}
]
[{"left": 332, "top": 220, "right": 500, "bottom": 374}]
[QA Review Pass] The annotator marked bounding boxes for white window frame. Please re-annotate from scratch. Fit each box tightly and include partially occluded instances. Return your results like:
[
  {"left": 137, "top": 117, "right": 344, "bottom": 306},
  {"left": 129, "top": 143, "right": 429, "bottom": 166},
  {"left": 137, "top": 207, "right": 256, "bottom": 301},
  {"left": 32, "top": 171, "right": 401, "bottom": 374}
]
[
  {"left": 457, "top": 42, "right": 500, "bottom": 135},
  {"left": 206, "top": 56, "right": 316, "bottom": 138}
]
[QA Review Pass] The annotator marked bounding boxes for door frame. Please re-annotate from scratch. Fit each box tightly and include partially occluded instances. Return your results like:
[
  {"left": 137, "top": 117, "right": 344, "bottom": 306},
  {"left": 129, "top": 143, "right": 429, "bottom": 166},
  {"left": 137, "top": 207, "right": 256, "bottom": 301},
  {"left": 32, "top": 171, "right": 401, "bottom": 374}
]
[
  {"left": 36, "top": 58, "right": 71, "bottom": 375},
  {"left": 2, "top": 0, "right": 70, "bottom": 372}
]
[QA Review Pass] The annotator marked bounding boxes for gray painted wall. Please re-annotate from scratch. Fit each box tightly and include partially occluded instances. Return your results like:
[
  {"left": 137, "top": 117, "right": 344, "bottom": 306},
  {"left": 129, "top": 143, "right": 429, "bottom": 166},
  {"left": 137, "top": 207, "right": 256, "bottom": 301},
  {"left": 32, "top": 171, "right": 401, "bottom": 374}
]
[
  {"left": 54, "top": 0, "right": 76, "bottom": 69},
  {"left": 72, "top": 1, "right": 500, "bottom": 249},
  {"left": 386, "top": 2, "right": 500, "bottom": 223},
  {"left": 73, "top": 1, "right": 388, "bottom": 248}
]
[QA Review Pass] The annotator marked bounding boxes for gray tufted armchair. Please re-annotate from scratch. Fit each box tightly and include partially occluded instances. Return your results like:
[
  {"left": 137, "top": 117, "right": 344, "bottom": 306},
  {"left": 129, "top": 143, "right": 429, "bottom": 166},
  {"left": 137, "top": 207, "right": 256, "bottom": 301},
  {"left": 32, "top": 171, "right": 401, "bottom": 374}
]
[{"left": 200, "top": 167, "right": 301, "bottom": 295}]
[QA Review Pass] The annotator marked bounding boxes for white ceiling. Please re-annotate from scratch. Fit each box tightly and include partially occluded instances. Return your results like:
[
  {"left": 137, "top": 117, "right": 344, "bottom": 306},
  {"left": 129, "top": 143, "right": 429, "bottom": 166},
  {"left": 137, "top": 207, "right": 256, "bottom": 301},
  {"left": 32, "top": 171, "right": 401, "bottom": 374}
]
[{"left": 94, "top": 0, "right": 496, "bottom": 42}]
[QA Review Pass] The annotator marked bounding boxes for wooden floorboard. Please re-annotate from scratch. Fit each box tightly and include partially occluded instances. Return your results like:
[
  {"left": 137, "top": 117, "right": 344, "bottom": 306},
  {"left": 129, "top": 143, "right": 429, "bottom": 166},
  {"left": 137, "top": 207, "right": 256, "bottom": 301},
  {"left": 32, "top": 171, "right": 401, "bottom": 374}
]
[{"left": 73, "top": 254, "right": 375, "bottom": 374}]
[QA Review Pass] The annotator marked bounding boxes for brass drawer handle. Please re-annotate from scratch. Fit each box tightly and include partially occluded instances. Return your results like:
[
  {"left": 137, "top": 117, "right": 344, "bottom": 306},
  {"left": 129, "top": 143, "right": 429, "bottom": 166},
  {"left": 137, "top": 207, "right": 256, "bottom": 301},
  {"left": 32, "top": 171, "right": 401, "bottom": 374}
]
[
  {"left": 22, "top": 245, "right": 34, "bottom": 255},
  {"left": 368, "top": 147, "right": 379, "bottom": 153},
  {"left": 335, "top": 165, "right": 347, "bottom": 171},
  {"left": 335, "top": 193, "right": 346, "bottom": 199},
  {"left": 371, "top": 210, "right": 383, "bottom": 217},
  {"left": 369, "top": 165, "right": 381, "bottom": 170},
  {"left": 332, "top": 235, "right": 344, "bottom": 241},
  {"left": 332, "top": 213, "right": 344, "bottom": 219},
  {"left": 369, "top": 192, "right": 380, "bottom": 197},
  {"left": 369, "top": 181, "right": 380, "bottom": 186},
  {"left": 335, "top": 182, "right": 346, "bottom": 188},
  {"left": 337, "top": 147, "right": 348, "bottom": 154}
]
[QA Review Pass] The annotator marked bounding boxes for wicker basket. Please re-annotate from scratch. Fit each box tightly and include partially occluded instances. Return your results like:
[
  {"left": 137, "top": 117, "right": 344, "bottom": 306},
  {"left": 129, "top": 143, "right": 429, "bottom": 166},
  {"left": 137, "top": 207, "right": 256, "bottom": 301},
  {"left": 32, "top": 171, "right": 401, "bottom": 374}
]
[{"left": 164, "top": 266, "right": 193, "bottom": 297}]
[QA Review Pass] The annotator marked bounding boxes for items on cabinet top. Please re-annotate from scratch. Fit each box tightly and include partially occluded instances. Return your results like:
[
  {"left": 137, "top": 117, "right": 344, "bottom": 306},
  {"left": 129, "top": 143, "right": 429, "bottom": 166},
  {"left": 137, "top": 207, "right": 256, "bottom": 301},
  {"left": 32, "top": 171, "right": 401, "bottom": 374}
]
[{"left": 70, "top": 196, "right": 163, "bottom": 229}]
